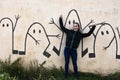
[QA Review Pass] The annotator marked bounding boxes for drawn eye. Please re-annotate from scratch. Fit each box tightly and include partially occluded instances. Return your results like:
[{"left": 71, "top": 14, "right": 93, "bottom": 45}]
[
  {"left": 2, "top": 24, "right": 5, "bottom": 27},
  {"left": 39, "top": 30, "right": 41, "bottom": 33},
  {"left": 73, "top": 20, "right": 75, "bottom": 24},
  {"left": 101, "top": 31, "right": 104, "bottom": 35},
  {"left": 6, "top": 24, "right": 9, "bottom": 27},
  {"left": 69, "top": 20, "right": 71, "bottom": 25},
  {"left": 33, "top": 29, "right": 35, "bottom": 33},
  {"left": 106, "top": 30, "right": 109, "bottom": 34}
]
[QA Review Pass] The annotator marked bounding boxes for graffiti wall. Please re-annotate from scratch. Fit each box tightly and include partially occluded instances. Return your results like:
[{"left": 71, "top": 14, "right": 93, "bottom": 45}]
[{"left": 0, "top": 0, "right": 120, "bottom": 75}]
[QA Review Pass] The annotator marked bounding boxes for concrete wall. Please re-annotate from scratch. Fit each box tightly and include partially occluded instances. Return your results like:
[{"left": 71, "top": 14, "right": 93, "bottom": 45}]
[{"left": 0, "top": 0, "right": 120, "bottom": 75}]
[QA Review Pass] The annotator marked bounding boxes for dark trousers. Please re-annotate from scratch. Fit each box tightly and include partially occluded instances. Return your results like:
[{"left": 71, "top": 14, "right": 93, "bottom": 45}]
[{"left": 64, "top": 47, "right": 78, "bottom": 77}]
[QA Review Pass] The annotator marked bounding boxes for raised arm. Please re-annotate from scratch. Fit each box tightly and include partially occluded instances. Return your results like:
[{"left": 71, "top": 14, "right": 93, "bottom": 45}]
[
  {"left": 59, "top": 15, "right": 69, "bottom": 33},
  {"left": 82, "top": 25, "right": 96, "bottom": 38},
  {"left": 13, "top": 15, "right": 21, "bottom": 31}
]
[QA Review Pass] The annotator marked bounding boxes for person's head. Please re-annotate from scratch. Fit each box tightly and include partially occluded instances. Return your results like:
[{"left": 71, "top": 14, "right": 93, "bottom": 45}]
[{"left": 73, "top": 22, "right": 80, "bottom": 31}]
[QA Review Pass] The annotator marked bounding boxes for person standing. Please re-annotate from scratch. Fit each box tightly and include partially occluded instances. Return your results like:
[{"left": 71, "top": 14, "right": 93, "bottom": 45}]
[{"left": 59, "top": 15, "right": 96, "bottom": 79}]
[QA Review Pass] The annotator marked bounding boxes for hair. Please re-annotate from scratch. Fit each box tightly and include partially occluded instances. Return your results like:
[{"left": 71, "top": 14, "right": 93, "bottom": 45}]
[{"left": 74, "top": 22, "right": 80, "bottom": 28}]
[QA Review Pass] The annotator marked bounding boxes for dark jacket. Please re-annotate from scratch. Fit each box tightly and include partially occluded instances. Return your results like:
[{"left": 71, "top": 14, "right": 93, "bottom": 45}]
[{"left": 59, "top": 17, "right": 96, "bottom": 49}]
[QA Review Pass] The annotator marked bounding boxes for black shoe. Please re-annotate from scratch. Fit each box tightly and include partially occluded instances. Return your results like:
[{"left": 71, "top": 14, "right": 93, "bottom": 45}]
[
  {"left": 64, "top": 77, "right": 68, "bottom": 80},
  {"left": 75, "top": 74, "right": 80, "bottom": 80}
]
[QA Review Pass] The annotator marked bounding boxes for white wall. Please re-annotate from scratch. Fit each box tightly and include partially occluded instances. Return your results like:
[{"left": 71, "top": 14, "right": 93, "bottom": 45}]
[{"left": 0, "top": 0, "right": 120, "bottom": 76}]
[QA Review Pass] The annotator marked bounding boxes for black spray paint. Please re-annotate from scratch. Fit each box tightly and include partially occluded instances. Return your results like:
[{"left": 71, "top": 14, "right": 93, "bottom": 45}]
[
  {"left": 116, "top": 27, "right": 120, "bottom": 39},
  {"left": 0, "top": 9, "right": 119, "bottom": 59},
  {"left": 0, "top": 15, "right": 20, "bottom": 54},
  {"left": 19, "top": 22, "right": 60, "bottom": 58}
]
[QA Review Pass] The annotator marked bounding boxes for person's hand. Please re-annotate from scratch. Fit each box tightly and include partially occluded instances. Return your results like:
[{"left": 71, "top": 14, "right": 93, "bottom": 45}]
[
  {"left": 60, "top": 15, "right": 63, "bottom": 19},
  {"left": 92, "top": 25, "right": 96, "bottom": 28},
  {"left": 89, "top": 25, "right": 96, "bottom": 29}
]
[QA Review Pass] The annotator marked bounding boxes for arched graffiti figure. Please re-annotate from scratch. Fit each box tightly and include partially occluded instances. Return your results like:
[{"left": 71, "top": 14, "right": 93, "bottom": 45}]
[
  {"left": 19, "top": 22, "right": 60, "bottom": 58},
  {"left": 94, "top": 23, "right": 118, "bottom": 59},
  {"left": 82, "top": 22, "right": 119, "bottom": 59},
  {"left": 0, "top": 15, "right": 20, "bottom": 54}
]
